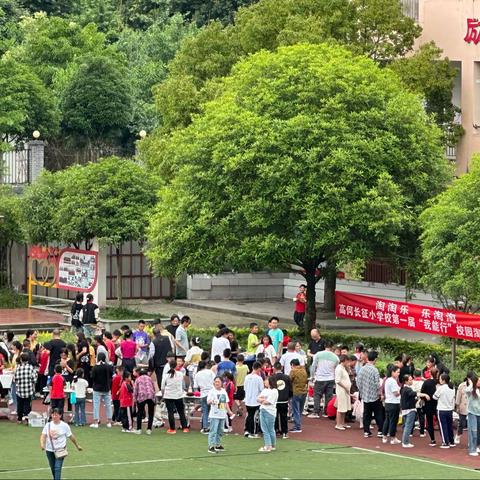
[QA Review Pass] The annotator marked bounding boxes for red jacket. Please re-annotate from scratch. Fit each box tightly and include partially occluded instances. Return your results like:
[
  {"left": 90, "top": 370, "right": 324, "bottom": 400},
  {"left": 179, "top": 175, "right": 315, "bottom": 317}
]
[
  {"left": 119, "top": 380, "right": 133, "bottom": 408},
  {"left": 111, "top": 373, "right": 122, "bottom": 401}
]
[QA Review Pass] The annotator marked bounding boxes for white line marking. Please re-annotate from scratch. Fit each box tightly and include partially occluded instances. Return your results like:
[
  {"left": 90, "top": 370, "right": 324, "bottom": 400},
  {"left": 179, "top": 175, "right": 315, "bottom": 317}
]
[
  {"left": 311, "top": 449, "right": 375, "bottom": 455},
  {"left": 353, "top": 447, "right": 480, "bottom": 474}
]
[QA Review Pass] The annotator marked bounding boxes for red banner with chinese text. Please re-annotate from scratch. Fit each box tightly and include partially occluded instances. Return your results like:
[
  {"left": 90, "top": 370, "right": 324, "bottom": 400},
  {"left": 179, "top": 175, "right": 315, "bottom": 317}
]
[{"left": 335, "top": 291, "right": 480, "bottom": 342}]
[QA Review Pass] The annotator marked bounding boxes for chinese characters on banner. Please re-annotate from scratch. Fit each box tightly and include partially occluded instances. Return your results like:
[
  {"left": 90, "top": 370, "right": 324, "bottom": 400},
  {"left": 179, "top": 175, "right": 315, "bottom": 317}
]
[
  {"left": 465, "top": 18, "right": 480, "bottom": 44},
  {"left": 335, "top": 291, "right": 480, "bottom": 342}
]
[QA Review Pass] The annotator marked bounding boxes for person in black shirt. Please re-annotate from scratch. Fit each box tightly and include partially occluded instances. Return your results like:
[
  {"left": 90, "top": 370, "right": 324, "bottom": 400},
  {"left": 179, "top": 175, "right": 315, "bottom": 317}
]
[
  {"left": 165, "top": 314, "right": 180, "bottom": 337},
  {"left": 272, "top": 362, "right": 292, "bottom": 438},
  {"left": 307, "top": 329, "right": 325, "bottom": 361},
  {"left": 71, "top": 294, "right": 84, "bottom": 332},
  {"left": 44, "top": 329, "right": 67, "bottom": 377},
  {"left": 79, "top": 294, "right": 99, "bottom": 338}
]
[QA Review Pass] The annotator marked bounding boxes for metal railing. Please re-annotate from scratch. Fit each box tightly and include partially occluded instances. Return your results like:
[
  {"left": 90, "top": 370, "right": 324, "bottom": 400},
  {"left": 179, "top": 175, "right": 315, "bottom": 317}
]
[
  {"left": 1, "top": 148, "right": 31, "bottom": 185},
  {"left": 446, "top": 145, "right": 456, "bottom": 160},
  {"left": 401, "top": 0, "right": 419, "bottom": 22}
]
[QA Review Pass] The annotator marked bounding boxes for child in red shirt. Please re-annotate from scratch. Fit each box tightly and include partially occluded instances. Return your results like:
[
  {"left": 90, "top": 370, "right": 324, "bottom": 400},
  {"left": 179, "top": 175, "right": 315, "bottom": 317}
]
[
  {"left": 50, "top": 364, "right": 65, "bottom": 417},
  {"left": 119, "top": 371, "right": 134, "bottom": 432},
  {"left": 223, "top": 371, "right": 235, "bottom": 432},
  {"left": 37, "top": 345, "right": 49, "bottom": 395},
  {"left": 111, "top": 366, "right": 124, "bottom": 424}
]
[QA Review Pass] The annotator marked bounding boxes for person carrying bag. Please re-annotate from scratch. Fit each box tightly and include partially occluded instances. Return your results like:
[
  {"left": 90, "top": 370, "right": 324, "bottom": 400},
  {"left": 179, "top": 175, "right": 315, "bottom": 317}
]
[{"left": 40, "top": 408, "right": 82, "bottom": 480}]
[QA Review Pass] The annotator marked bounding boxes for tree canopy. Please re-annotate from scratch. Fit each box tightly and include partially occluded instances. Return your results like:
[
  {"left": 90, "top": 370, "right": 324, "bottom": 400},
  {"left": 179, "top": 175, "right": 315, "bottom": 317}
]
[
  {"left": 420, "top": 155, "right": 480, "bottom": 312},
  {"left": 146, "top": 43, "right": 451, "bottom": 327}
]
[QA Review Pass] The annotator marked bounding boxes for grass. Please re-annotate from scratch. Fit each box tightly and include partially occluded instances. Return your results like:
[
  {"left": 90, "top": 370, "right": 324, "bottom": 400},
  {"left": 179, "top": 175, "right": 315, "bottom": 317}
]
[
  {"left": 102, "top": 307, "right": 166, "bottom": 320},
  {"left": 1, "top": 423, "right": 480, "bottom": 479}
]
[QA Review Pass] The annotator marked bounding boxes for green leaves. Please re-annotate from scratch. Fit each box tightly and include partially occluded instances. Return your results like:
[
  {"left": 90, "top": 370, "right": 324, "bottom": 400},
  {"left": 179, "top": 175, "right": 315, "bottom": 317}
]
[{"left": 146, "top": 44, "right": 450, "bottom": 279}]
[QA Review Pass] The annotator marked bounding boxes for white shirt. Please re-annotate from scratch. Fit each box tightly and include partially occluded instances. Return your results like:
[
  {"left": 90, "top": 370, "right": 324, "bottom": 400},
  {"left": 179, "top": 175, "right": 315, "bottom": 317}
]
[
  {"left": 161, "top": 370, "right": 184, "bottom": 399},
  {"left": 280, "top": 351, "right": 305, "bottom": 375},
  {"left": 434, "top": 383, "right": 455, "bottom": 411},
  {"left": 73, "top": 378, "right": 89, "bottom": 399},
  {"left": 259, "top": 388, "right": 278, "bottom": 416},
  {"left": 211, "top": 336, "right": 231, "bottom": 359},
  {"left": 194, "top": 369, "right": 215, "bottom": 398},
  {"left": 255, "top": 344, "right": 277, "bottom": 362},
  {"left": 384, "top": 377, "right": 401, "bottom": 404},
  {"left": 42, "top": 421, "right": 72, "bottom": 452},
  {"left": 244, "top": 372, "right": 264, "bottom": 406},
  {"left": 207, "top": 387, "right": 229, "bottom": 419}
]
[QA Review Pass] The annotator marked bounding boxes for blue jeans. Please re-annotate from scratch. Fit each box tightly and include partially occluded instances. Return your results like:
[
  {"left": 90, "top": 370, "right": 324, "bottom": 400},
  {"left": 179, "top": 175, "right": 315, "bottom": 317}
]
[
  {"left": 10, "top": 381, "right": 17, "bottom": 409},
  {"left": 208, "top": 417, "right": 225, "bottom": 447},
  {"left": 402, "top": 411, "right": 416, "bottom": 445},
  {"left": 291, "top": 394, "right": 306, "bottom": 430},
  {"left": 468, "top": 413, "right": 480, "bottom": 453},
  {"left": 260, "top": 409, "right": 276, "bottom": 447},
  {"left": 46, "top": 450, "right": 64, "bottom": 480},
  {"left": 93, "top": 391, "right": 112, "bottom": 422},
  {"left": 74, "top": 398, "right": 86, "bottom": 426},
  {"left": 201, "top": 397, "right": 210, "bottom": 430}
]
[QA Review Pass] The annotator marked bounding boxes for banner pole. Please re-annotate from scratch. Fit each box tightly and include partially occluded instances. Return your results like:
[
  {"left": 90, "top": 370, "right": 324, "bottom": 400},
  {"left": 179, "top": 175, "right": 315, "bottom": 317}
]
[
  {"left": 28, "top": 273, "right": 32, "bottom": 308},
  {"left": 451, "top": 338, "right": 457, "bottom": 369}
]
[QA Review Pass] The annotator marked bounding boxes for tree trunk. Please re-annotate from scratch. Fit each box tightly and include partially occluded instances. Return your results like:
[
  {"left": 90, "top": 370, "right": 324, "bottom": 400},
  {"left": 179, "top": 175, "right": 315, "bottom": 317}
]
[
  {"left": 323, "top": 259, "right": 337, "bottom": 312},
  {"left": 116, "top": 246, "right": 123, "bottom": 307},
  {"left": 304, "top": 265, "right": 317, "bottom": 336},
  {"left": 7, "top": 241, "right": 13, "bottom": 288}
]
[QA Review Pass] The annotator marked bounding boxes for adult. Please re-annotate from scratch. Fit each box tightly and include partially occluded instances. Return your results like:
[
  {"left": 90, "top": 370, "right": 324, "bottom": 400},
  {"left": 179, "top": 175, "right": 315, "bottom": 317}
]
[
  {"left": 292, "top": 284, "right": 307, "bottom": 329},
  {"left": 25, "top": 329, "right": 40, "bottom": 355},
  {"left": 307, "top": 329, "right": 326, "bottom": 359},
  {"left": 280, "top": 342, "right": 305, "bottom": 376},
  {"left": 334, "top": 354, "right": 352, "bottom": 431},
  {"left": 90, "top": 352, "right": 113, "bottom": 428},
  {"left": 75, "top": 333, "right": 90, "bottom": 383},
  {"left": 161, "top": 359, "right": 189, "bottom": 433},
  {"left": 174, "top": 316, "right": 191, "bottom": 359},
  {"left": 421, "top": 367, "right": 439, "bottom": 446},
  {"left": 465, "top": 375, "right": 480, "bottom": 456},
  {"left": 149, "top": 325, "right": 174, "bottom": 390},
  {"left": 309, "top": 340, "right": 338, "bottom": 418},
  {"left": 243, "top": 361, "right": 264, "bottom": 437},
  {"left": 255, "top": 336, "right": 277, "bottom": 364},
  {"left": 132, "top": 320, "right": 150, "bottom": 366},
  {"left": 289, "top": 358, "right": 308, "bottom": 433},
  {"left": 211, "top": 328, "right": 231, "bottom": 360},
  {"left": 133, "top": 368, "right": 156, "bottom": 434},
  {"left": 14, "top": 352, "right": 37, "bottom": 423},
  {"left": 79, "top": 293, "right": 99, "bottom": 338},
  {"left": 266, "top": 317, "right": 284, "bottom": 360},
  {"left": 93, "top": 336, "right": 108, "bottom": 363},
  {"left": 165, "top": 314, "right": 180, "bottom": 337},
  {"left": 70, "top": 294, "right": 84, "bottom": 333},
  {"left": 45, "top": 330, "right": 67, "bottom": 378},
  {"left": 120, "top": 330, "right": 137, "bottom": 373},
  {"left": 357, "top": 350, "right": 384, "bottom": 438},
  {"left": 382, "top": 365, "right": 401, "bottom": 444},
  {"left": 272, "top": 362, "right": 292, "bottom": 439},
  {"left": 227, "top": 331, "right": 240, "bottom": 361},
  {"left": 40, "top": 408, "right": 82, "bottom": 480}
]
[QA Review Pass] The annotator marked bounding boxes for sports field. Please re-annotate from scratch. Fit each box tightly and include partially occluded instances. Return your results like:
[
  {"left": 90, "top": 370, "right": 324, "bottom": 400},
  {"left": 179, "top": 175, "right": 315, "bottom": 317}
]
[{"left": 1, "top": 423, "right": 480, "bottom": 479}]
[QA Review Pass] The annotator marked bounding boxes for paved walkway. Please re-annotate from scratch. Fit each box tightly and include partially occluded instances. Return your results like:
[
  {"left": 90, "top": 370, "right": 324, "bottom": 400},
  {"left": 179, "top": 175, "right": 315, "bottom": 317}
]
[
  {"left": 122, "top": 298, "right": 439, "bottom": 343},
  {"left": 0, "top": 309, "right": 66, "bottom": 332}
]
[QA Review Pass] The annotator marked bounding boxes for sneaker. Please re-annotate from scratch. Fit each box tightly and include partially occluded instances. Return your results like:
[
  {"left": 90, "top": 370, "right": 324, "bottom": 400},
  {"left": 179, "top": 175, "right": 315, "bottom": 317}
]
[
  {"left": 429, "top": 441, "right": 436, "bottom": 447},
  {"left": 282, "top": 433, "right": 289, "bottom": 439},
  {"left": 121, "top": 429, "right": 132, "bottom": 433},
  {"left": 146, "top": 429, "right": 152, "bottom": 435},
  {"left": 132, "top": 430, "right": 141, "bottom": 435},
  {"left": 402, "top": 444, "right": 414, "bottom": 448},
  {"left": 335, "top": 425, "right": 346, "bottom": 431},
  {"left": 477, "top": 447, "right": 480, "bottom": 453},
  {"left": 114, "top": 422, "right": 123, "bottom": 426},
  {"left": 166, "top": 429, "right": 176, "bottom": 434},
  {"left": 420, "top": 433, "right": 426, "bottom": 438},
  {"left": 364, "top": 432, "right": 372, "bottom": 438},
  {"left": 290, "top": 429, "right": 302, "bottom": 433},
  {"left": 248, "top": 434, "right": 259, "bottom": 439},
  {"left": 390, "top": 438, "right": 401, "bottom": 445},
  {"left": 322, "top": 414, "right": 329, "bottom": 418},
  {"left": 376, "top": 432, "right": 383, "bottom": 438},
  {"left": 454, "top": 435, "right": 460, "bottom": 445},
  {"left": 224, "top": 428, "right": 229, "bottom": 433},
  {"left": 244, "top": 432, "right": 250, "bottom": 437},
  {"left": 450, "top": 443, "right": 456, "bottom": 447},
  {"left": 89, "top": 423, "right": 99, "bottom": 428},
  {"left": 227, "top": 427, "right": 233, "bottom": 433},
  {"left": 208, "top": 447, "right": 217, "bottom": 454},
  {"left": 215, "top": 445, "right": 225, "bottom": 451},
  {"left": 440, "top": 444, "right": 450, "bottom": 449},
  {"left": 382, "top": 436, "right": 388, "bottom": 444},
  {"left": 106, "top": 423, "right": 112, "bottom": 428},
  {"left": 200, "top": 428, "right": 210, "bottom": 434},
  {"left": 307, "top": 414, "right": 320, "bottom": 419},
  {"left": 182, "top": 428, "right": 190, "bottom": 433},
  {"left": 470, "top": 452, "right": 479, "bottom": 457}
]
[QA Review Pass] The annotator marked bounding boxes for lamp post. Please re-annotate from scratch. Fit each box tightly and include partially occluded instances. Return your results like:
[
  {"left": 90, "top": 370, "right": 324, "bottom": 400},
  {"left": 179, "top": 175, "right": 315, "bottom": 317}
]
[
  {"left": 32, "top": 130, "right": 40, "bottom": 140},
  {"left": 139, "top": 130, "right": 147, "bottom": 140}
]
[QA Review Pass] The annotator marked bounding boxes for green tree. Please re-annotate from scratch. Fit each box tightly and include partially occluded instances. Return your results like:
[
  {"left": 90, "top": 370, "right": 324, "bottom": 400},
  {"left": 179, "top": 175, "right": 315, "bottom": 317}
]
[
  {"left": 0, "top": 186, "right": 23, "bottom": 287},
  {"left": 420, "top": 155, "right": 480, "bottom": 312},
  {"left": 0, "top": 57, "right": 59, "bottom": 144},
  {"left": 60, "top": 55, "right": 132, "bottom": 155},
  {"left": 145, "top": 44, "right": 450, "bottom": 330},
  {"left": 390, "top": 42, "right": 463, "bottom": 147},
  {"left": 0, "top": 0, "right": 27, "bottom": 55},
  {"left": 20, "top": 0, "right": 76, "bottom": 15}
]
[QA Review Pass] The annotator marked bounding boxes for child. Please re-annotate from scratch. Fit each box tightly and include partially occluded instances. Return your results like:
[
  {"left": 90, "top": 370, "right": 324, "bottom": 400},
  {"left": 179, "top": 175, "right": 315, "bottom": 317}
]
[
  {"left": 257, "top": 376, "right": 279, "bottom": 452},
  {"left": 133, "top": 368, "right": 156, "bottom": 434},
  {"left": 185, "top": 337, "right": 203, "bottom": 389},
  {"left": 411, "top": 370, "right": 425, "bottom": 438},
  {"left": 36, "top": 345, "right": 49, "bottom": 395},
  {"left": 194, "top": 361, "right": 215, "bottom": 433},
  {"left": 176, "top": 357, "right": 187, "bottom": 391},
  {"left": 455, "top": 373, "right": 471, "bottom": 444},
  {"left": 73, "top": 368, "right": 89, "bottom": 426},
  {"left": 207, "top": 376, "right": 233, "bottom": 454},
  {"left": 111, "top": 366, "right": 123, "bottom": 424},
  {"left": 465, "top": 374, "right": 480, "bottom": 456},
  {"left": 217, "top": 349, "right": 236, "bottom": 378},
  {"left": 50, "top": 364, "right": 65, "bottom": 418},
  {"left": 223, "top": 371, "right": 235, "bottom": 432},
  {"left": 400, "top": 374, "right": 428, "bottom": 448},
  {"left": 120, "top": 371, "right": 134, "bottom": 432},
  {"left": 234, "top": 354, "right": 248, "bottom": 416},
  {"left": 261, "top": 358, "right": 273, "bottom": 379},
  {"left": 434, "top": 373, "right": 455, "bottom": 448}
]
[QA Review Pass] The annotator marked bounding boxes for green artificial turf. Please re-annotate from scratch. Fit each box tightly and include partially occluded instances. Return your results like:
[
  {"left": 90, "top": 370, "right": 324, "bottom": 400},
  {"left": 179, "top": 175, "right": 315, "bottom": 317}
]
[{"left": 1, "top": 423, "right": 480, "bottom": 479}]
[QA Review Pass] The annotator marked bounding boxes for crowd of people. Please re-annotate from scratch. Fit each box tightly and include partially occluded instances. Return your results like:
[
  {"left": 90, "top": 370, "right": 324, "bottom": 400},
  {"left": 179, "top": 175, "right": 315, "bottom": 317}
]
[{"left": 2, "top": 290, "right": 480, "bottom": 479}]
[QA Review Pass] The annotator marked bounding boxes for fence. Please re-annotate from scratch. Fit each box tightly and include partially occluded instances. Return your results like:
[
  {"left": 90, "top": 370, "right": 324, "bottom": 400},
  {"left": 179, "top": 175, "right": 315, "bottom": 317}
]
[
  {"left": 1, "top": 148, "right": 31, "bottom": 185},
  {"left": 401, "top": 0, "right": 419, "bottom": 22}
]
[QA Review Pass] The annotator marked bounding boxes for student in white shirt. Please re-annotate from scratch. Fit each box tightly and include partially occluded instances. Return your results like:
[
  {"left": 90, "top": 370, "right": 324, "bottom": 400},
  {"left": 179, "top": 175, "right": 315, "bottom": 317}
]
[
  {"left": 73, "top": 368, "right": 89, "bottom": 426},
  {"left": 207, "top": 376, "right": 233, "bottom": 453},
  {"left": 257, "top": 376, "right": 279, "bottom": 452},
  {"left": 194, "top": 361, "right": 215, "bottom": 433},
  {"left": 434, "top": 373, "right": 455, "bottom": 448},
  {"left": 382, "top": 365, "right": 401, "bottom": 445},
  {"left": 255, "top": 336, "right": 277, "bottom": 363},
  {"left": 280, "top": 342, "right": 305, "bottom": 376}
]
